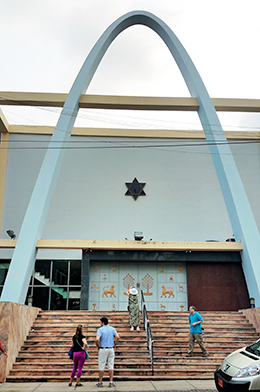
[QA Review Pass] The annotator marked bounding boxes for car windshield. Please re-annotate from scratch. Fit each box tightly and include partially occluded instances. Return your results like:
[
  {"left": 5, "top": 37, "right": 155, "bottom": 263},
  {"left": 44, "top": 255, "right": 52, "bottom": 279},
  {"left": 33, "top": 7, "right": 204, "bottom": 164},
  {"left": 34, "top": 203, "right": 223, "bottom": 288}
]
[{"left": 246, "top": 340, "right": 260, "bottom": 356}]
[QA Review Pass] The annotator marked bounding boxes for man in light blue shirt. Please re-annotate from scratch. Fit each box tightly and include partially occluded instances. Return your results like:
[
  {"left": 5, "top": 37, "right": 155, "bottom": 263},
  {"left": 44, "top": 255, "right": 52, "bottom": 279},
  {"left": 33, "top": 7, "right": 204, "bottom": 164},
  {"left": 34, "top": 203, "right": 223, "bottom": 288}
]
[
  {"left": 95, "top": 317, "right": 119, "bottom": 388},
  {"left": 187, "top": 305, "right": 208, "bottom": 357}
]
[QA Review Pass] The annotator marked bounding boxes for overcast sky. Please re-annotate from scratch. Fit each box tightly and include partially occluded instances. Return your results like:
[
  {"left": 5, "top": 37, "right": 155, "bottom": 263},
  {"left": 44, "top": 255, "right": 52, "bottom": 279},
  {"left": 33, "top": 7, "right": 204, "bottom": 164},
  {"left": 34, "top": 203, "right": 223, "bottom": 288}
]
[{"left": 1, "top": 0, "right": 260, "bottom": 131}]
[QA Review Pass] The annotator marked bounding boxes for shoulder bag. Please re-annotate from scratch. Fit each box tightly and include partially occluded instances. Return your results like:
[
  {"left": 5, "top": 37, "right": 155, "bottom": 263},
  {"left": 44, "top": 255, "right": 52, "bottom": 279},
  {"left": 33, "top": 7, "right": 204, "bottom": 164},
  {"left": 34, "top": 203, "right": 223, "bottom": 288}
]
[
  {"left": 76, "top": 339, "right": 90, "bottom": 360},
  {"left": 68, "top": 346, "right": 73, "bottom": 360}
]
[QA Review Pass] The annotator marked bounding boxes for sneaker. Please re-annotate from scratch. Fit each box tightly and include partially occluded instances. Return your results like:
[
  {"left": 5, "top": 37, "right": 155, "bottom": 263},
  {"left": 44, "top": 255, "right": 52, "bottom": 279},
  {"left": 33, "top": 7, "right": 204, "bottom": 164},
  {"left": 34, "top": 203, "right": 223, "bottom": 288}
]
[
  {"left": 203, "top": 353, "right": 209, "bottom": 357},
  {"left": 76, "top": 383, "right": 83, "bottom": 387},
  {"left": 136, "top": 326, "right": 140, "bottom": 331},
  {"left": 109, "top": 382, "right": 116, "bottom": 387},
  {"left": 186, "top": 353, "right": 194, "bottom": 357},
  {"left": 96, "top": 382, "right": 103, "bottom": 387},
  {"left": 130, "top": 326, "right": 134, "bottom": 331}
]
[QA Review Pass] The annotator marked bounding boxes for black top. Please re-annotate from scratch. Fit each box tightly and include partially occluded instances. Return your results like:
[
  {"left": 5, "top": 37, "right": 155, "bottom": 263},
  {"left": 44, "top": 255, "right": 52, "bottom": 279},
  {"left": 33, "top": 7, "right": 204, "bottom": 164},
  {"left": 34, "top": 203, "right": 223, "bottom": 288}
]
[{"left": 72, "top": 334, "right": 86, "bottom": 352}]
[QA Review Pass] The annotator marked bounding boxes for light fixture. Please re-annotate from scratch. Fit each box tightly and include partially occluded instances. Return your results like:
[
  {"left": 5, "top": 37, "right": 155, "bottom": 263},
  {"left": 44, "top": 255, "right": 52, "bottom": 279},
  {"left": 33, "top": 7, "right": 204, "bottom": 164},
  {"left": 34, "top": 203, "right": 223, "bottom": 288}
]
[
  {"left": 6, "top": 230, "right": 16, "bottom": 239},
  {"left": 134, "top": 231, "right": 143, "bottom": 241},
  {"left": 250, "top": 297, "right": 255, "bottom": 308}
]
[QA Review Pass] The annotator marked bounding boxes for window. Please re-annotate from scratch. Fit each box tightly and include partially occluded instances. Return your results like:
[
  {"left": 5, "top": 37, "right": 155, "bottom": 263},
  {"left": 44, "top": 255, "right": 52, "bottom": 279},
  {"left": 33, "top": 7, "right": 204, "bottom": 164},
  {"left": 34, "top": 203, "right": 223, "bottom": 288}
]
[
  {"left": 29, "top": 260, "right": 81, "bottom": 310},
  {"left": 0, "top": 260, "right": 81, "bottom": 310}
]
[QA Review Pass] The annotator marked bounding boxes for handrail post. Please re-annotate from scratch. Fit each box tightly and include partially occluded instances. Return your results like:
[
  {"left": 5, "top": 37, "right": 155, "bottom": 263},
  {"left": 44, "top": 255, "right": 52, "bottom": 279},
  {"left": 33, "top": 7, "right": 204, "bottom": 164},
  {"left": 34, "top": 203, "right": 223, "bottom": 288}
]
[{"left": 140, "top": 290, "right": 154, "bottom": 376}]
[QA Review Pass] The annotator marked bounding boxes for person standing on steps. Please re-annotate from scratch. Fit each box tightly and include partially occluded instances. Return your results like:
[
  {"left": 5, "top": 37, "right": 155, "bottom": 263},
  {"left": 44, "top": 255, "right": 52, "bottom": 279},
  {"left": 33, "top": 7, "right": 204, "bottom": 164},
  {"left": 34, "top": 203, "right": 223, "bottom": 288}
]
[
  {"left": 69, "top": 324, "right": 88, "bottom": 387},
  {"left": 126, "top": 286, "right": 140, "bottom": 331},
  {"left": 95, "top": 317, "right": 120, "bottom": 388},
  {"left": 187, "top": 305, "right": 208, "bottom": 357}
]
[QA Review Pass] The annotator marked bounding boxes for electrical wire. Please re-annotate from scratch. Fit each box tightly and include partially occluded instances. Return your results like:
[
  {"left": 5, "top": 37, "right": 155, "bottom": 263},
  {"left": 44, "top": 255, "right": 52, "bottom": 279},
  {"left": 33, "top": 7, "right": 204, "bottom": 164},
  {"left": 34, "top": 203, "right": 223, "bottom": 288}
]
[
  {"left": 1, "top": 138, "right": 260, "bottom": 151},
  {"left": 1, "top": 94, "right": 260, "bottom": 156}
]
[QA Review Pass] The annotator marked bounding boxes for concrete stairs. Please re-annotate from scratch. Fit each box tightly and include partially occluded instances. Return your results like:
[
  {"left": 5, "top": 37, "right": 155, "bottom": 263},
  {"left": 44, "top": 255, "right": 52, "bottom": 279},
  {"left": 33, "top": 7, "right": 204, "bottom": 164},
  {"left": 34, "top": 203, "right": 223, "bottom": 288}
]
[
  {"left": 150, "top": 311, "right": 259, "bottom": 379},
  {"left": 6, "top": 310, "right": 259, "bottom": 382},
  {"left": 34, "top": 272, "right": 80, "bottom": 299}
]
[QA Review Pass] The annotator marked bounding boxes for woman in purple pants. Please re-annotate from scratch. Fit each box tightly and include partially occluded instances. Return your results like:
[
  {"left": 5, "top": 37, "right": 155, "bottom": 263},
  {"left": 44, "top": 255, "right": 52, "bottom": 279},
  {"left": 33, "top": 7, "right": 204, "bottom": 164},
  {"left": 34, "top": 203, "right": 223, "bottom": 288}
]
[{"left": 69, "top": 325, "right": 88, "bottom": 387}]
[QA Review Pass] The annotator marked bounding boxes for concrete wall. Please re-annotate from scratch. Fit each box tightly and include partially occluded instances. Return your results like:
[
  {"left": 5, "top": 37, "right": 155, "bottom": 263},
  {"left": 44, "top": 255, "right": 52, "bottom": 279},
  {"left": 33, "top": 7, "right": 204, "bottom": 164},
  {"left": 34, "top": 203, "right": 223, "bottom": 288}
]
[
  {"left": 0, "top": 302, "right": 40, "bottom": 382},
  {"left": 1, "top": 134, "right": 234, "bottom": 243},
  {"left": 241, "top": 308, "right": 260, "bottom": 334},
  {"left": 1, "top": 134, "right": 260, "bottom": 256}
]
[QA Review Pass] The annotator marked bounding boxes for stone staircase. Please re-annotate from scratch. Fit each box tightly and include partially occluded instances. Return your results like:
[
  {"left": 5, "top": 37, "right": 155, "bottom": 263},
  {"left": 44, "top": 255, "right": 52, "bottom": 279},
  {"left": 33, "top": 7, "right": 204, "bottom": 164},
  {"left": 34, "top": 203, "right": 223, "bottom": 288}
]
[
  {"left": 150, "top": 311, "right": 259, "bottom": 379},
  {"left": 6, "top": 310, "right": 259, "bottom": 382}
]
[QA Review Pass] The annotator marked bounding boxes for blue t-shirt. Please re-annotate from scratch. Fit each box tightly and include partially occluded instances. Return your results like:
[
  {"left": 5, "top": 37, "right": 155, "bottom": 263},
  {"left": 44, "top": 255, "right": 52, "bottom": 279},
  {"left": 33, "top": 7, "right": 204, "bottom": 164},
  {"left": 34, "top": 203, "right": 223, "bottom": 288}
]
[
  {"left": 189, "top": 311, "right": 203, "bottom": 333},
  {"left": 96, "top": 325, "right": 117, "bottom": 348}
]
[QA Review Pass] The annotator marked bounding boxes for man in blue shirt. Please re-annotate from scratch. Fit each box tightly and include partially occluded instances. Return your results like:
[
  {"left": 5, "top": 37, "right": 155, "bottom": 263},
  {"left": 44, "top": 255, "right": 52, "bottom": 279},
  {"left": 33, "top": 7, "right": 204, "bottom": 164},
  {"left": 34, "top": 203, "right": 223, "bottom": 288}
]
[
  {"left": 187, "top": 305, "right": 208, "bottom": 357},
  {"left": 95, "top": 317, "right": 120, "bottom": 388}
]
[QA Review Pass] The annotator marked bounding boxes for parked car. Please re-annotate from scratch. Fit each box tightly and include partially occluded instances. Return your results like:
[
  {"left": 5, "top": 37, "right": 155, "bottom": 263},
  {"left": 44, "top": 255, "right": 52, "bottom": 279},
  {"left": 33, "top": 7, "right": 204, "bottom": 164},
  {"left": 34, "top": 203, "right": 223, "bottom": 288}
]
[{"left": 215, "top": 339, "right": 260, "bottom": 391}]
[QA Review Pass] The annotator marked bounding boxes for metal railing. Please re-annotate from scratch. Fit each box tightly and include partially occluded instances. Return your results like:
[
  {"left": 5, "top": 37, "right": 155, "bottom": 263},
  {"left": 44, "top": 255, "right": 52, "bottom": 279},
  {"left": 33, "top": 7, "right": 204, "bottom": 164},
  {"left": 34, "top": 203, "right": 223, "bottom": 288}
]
[{"left": 141, "top": 290, "right": 154, "bottom": 375}]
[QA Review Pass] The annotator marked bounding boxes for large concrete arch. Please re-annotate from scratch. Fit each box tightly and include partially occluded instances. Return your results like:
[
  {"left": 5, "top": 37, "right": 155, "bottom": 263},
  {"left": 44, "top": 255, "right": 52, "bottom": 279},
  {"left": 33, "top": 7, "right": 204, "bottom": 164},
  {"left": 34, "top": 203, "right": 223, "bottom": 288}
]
[{"left": 2, "top": 11, "right": 260, "bottom": 305}]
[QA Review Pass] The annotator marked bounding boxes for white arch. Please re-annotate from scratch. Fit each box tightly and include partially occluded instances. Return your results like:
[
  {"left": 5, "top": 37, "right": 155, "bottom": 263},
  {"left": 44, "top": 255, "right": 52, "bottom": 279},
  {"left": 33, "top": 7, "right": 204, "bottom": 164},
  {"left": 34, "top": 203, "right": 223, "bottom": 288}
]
[{"left": 2, "top": 11, "right": 260, "bottom": 305}]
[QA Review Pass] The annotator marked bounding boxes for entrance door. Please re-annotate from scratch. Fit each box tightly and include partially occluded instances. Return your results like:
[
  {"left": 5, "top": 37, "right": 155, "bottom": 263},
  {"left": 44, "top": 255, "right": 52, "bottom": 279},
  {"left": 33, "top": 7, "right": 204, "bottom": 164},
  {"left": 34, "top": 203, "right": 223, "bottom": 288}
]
[{"left": 89, "top": 261, "right": 187, "bottom": 311}]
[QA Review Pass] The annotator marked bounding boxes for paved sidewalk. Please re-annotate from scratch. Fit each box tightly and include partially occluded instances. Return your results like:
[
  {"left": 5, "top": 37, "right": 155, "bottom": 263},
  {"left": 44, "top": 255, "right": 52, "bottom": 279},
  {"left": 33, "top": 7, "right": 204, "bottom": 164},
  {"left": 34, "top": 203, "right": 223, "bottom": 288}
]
[{"left": 0, "top": 380, "right": 217, "bottom": 392}]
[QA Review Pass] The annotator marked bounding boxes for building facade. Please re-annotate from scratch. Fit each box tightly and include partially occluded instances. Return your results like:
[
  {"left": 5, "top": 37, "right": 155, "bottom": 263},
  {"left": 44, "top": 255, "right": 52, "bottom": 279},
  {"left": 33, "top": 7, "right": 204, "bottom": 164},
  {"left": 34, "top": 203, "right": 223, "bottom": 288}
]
[
  {"left": 1, "top": 11, "right": 260, "bottom": 311},
  {"left": 1, "top": 123, "right": 259, "bottom": 311}
]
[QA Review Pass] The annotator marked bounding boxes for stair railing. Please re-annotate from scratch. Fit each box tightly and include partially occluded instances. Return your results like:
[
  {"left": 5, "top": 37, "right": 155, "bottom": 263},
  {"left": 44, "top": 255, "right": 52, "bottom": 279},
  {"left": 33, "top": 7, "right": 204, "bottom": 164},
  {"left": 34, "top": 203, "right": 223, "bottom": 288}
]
[
  {"left": 52, "top": 268, "right": 67, "bottom": 285},
  {"left": 141, "top": 290, "right": 154, "bottom": 376}
]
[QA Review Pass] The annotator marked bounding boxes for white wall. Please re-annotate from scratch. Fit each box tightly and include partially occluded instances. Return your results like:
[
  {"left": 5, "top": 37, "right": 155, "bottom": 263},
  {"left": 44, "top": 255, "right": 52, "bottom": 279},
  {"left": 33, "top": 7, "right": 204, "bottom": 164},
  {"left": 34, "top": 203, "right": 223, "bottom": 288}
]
[{"left": 3, "top": 133, "right": 259, "bottom": 249}]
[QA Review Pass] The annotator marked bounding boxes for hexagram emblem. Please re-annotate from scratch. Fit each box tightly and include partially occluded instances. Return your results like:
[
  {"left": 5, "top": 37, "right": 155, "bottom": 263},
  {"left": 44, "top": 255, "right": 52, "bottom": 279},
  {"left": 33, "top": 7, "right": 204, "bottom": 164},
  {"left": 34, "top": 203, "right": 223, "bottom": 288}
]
[{"left": 125, "top": 177, "right": 146, "bottom": 200}]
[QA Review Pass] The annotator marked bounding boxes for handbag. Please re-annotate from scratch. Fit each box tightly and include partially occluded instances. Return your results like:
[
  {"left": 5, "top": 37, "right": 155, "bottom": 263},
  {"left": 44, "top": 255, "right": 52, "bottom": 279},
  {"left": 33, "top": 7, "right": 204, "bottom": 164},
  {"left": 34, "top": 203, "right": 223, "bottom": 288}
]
[{"left": 68, "top": 346, "right": 73, "bottom": 360}]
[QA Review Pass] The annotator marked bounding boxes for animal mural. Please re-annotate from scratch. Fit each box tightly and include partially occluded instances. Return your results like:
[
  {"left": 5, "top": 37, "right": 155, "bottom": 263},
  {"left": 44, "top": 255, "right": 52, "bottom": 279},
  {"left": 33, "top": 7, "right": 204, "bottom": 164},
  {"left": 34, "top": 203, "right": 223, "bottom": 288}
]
[
  {"left": 111, "top": 266, "right": 117, "bottom": 271},
  {"left": 89, "top": 263, "right": 187, "bottom": 310},
  {"left": 161, "top": 286, "right": 175, "bottom": 298},
  {"left": 102, "top": 285, "right": 116, "bottom": 297}
]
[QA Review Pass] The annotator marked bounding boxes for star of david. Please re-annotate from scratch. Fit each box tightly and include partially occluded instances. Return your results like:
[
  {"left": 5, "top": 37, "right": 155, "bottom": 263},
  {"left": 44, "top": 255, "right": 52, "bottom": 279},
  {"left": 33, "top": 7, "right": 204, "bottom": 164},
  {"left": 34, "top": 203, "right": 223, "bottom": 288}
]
[{"left": 125, "top": 177, "right": 146, "bottom": 200}]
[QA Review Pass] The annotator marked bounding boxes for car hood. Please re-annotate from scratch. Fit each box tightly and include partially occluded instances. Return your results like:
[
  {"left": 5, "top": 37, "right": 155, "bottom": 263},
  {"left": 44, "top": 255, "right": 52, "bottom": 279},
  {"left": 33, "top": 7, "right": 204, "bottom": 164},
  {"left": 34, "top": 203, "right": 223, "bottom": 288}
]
[{"left": 221, "top": 348, "right": 260, "bottom": 377}]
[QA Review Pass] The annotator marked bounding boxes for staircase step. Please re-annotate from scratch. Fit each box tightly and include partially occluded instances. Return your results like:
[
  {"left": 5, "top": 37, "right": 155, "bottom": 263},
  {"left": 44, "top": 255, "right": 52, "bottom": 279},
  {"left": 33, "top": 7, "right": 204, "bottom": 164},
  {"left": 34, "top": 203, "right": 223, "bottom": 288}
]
[
  {"left": 8, "top": 367, "right": 215, "bottom": 376},
  {"left": 8, "top": 368, "right": 153, "bottom": 377},
  {"left": 12, "top": 362, "right": 152, "bottom": 370},
  {"left": 6, "top": 374, "right": 214, "bottom": 382},
  {"left": 7, "top": 309, "right": 259, "bottom": 382}
]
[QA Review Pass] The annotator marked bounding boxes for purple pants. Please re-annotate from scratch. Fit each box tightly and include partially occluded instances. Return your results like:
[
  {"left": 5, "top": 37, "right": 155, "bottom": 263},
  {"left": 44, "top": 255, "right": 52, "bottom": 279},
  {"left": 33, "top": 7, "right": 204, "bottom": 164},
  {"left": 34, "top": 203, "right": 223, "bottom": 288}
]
[{"left": 70, "top": 351, "right": 85, "bottom": 378}]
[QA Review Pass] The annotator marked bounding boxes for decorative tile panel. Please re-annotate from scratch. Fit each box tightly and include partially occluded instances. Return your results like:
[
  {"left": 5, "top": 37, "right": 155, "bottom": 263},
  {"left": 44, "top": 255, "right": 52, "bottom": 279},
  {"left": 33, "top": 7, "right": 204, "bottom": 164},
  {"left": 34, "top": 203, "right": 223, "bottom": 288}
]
[{"left": 89, "top": 261, "right": 187, "bottom": 311}]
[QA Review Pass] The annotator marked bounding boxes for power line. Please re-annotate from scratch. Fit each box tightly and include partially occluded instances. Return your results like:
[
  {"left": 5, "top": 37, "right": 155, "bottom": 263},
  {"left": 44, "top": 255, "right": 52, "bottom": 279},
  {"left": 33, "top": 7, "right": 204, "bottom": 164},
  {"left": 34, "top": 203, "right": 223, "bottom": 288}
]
[{"left": 1, "top": 138, "right": 260, "bottom": 151}]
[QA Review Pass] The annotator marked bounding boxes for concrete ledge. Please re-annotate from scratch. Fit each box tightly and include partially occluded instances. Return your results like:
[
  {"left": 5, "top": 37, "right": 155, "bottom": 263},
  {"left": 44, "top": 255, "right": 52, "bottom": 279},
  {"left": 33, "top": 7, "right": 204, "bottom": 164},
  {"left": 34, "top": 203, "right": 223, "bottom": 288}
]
[
  {"left": 1, "top": 92, "right": 260, "bottom": 113},
  {"left": 0, "top": 239, "right": 243, "bottom": 252},
  {"left": 0, "top": 302, "right": 40, "bottom": 382},
  {"left": 240, "top": 308, "right": 260, "bottom": 334}
]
